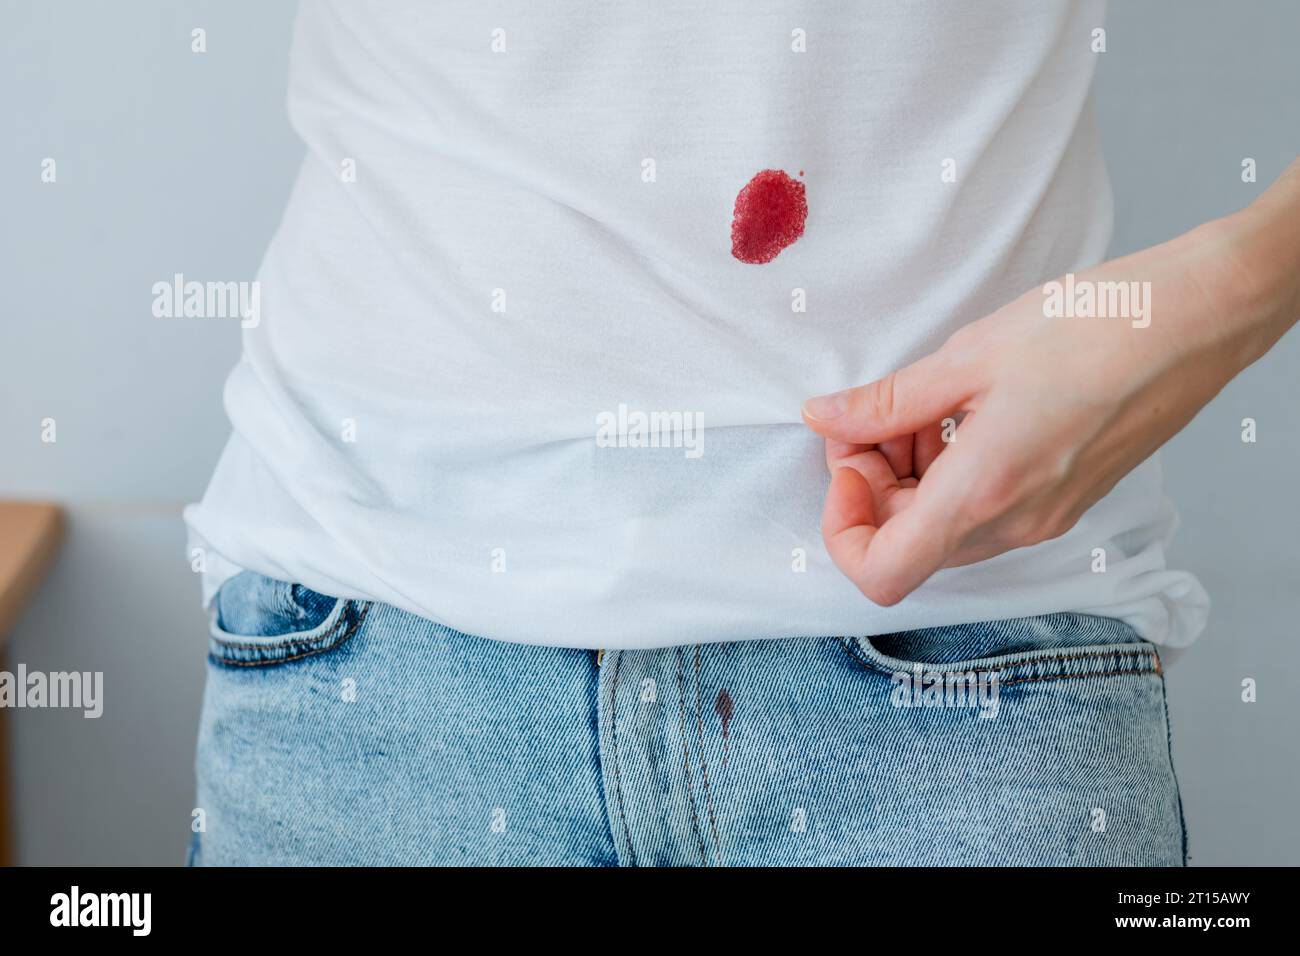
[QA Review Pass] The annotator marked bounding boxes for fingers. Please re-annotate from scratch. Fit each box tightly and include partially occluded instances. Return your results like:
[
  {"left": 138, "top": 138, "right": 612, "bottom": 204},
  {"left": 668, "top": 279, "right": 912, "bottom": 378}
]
[
  {"left": 913, "top": 421, "right": 947, "bottom": 477},
  {"left": 878, "top": 434, "right": 914, "bottom": 479},
  {"left": 825, "top": 443, "right": 970, "bottom": 606},
  {"left": 824, "top": 437, "right": 870, "bottom": 471},
  {"left": 857, "top": 473, "right": 963, "bottom": 604},
  {"left": 821, "top": 467, "right": 880, "bottom": 583},
  {"left": 828, "top": 444, "right": 916, "bottom": 523},
  {"left": 828, "top": 423, "right": 947, "bottom": 480},
  {"left": 802, "top": 350, "right": 972, "bottom": 444}
]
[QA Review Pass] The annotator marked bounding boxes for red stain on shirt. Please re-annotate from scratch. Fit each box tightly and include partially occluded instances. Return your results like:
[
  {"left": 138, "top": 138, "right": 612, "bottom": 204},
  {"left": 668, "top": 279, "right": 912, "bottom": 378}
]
[{"left": 730, "top": 169, "right": 807, "bottom": 264}]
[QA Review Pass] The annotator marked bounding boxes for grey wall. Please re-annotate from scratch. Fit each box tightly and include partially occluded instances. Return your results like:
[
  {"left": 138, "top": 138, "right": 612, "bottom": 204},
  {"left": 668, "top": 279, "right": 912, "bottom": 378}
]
[
  {"left": 1093, "top": 2, "right": 1300, "bottom": 864},
  {"left": 2, "top": 1, "right": 1297, "bottom": 865},
  {"left": 1, "top": 0, "right": 302, "bottom": 865}
]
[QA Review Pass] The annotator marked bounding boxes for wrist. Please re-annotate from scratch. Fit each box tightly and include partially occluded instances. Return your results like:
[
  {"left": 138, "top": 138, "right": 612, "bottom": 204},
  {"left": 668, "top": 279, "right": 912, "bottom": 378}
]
[
  {"left": 1192, "top": 200, "right": 1300, "bottom": 376},
  {"left": 1226, "top": 161, "right": 1300, "bottom": 353}
]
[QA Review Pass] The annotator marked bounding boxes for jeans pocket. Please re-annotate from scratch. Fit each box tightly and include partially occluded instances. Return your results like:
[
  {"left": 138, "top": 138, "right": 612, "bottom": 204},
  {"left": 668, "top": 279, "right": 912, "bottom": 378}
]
[
  {"left": 207, "top": 570, "right": 371, "bottom": 668},
  {"left": 842, "top": 612, "right": 1163, "bottom": 688}
]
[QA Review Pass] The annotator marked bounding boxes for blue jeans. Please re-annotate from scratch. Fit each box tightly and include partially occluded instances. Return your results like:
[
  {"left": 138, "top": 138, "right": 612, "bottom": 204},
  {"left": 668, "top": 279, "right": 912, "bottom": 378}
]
[{"left": 191, "top": 571, "right": 1187, "bottom": 866}]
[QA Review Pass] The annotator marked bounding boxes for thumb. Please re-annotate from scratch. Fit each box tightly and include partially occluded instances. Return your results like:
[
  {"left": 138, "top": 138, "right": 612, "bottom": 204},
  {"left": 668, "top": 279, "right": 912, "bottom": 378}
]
[{"left": 802, "top": 351, "right": 970, "bottom": 444}]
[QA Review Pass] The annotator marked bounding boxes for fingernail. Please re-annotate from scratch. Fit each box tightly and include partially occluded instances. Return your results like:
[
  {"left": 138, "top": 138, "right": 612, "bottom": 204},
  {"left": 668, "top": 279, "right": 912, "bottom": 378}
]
[{"left": 803, "top": 391, "right": 847, "bottom": 421}]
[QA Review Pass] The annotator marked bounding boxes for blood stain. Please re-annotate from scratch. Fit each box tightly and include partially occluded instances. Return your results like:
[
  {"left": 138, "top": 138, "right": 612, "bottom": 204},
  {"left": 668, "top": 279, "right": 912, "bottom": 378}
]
[
  {"left": 714, "top": 688, "right": 736, "bottom": 767},
  {"left": 730, "top": 169, "right": 807, "bottom": 264}
]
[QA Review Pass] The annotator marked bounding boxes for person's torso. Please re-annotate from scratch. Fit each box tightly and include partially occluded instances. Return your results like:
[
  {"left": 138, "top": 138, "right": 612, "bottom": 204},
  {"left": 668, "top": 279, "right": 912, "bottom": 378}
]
[{"left": 186, "top": 0, "right": 1209, "bottom": 648}]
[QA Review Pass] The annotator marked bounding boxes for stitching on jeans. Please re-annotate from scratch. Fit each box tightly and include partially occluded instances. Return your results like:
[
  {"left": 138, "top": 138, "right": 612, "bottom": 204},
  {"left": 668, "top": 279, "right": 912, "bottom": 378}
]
[
  {"left": 1154, "top": 655, "right": 1190, "bottom": 865},
  {"left": 608, "top": 652, "right": 637, "bottom": 868},
  {"left": 211, "top": 598, "right": 352, "bottom": 650},
  {"left": 693, "top": 645, "right": 724, "bottom": 866},
  {"left": 836, "top": 636, "right": 1157, "bottom": 683},
  {"left": 675, "top": 648, "right": 711, "bottom": 866},
  {"left": 992, "top": 649, "right": 1157, "bottom": 668},
  {"left": 211, "top": 601, "right": 373, "bottom": 667},
  {"left": 999, "top": 665, "right": 1159, "bottom": 687}
]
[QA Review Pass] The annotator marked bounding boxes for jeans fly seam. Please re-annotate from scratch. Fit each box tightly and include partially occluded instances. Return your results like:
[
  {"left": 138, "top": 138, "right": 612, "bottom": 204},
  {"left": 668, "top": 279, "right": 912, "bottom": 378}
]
[
  {"left": 675, "top": 647, "right": 711, "bottom": 866},
  {"left": 608, "top": 652, "right": 637, "bottom": 868},
  {"left": 693, "top": 645, "right": 724, "bottom": 865}
]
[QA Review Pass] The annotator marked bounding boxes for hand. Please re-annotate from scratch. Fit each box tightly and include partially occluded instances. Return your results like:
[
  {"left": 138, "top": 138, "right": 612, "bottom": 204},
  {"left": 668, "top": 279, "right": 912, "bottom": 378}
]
[{"left": 802, "top": 174, "right": 1300, "bottom": 606}]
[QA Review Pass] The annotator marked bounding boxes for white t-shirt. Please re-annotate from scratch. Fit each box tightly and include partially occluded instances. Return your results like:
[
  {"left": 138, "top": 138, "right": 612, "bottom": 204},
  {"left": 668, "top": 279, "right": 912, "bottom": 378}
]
[{"left": 185, "top": 0, "right": 1209, "bottom": 648}]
